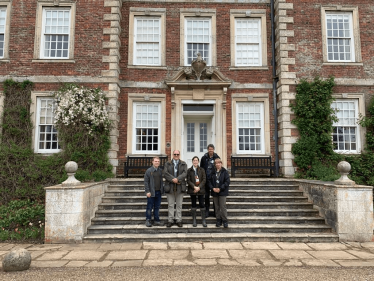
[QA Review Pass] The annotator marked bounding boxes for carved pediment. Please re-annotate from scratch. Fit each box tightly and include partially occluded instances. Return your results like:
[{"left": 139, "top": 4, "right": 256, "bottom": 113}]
[{"left": 165, "top": 53, "right": 232, "bottom": 87}]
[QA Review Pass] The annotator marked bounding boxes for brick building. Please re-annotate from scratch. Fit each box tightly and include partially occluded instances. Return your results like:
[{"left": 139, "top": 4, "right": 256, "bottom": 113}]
[{"left": 0, "top": 0, "right": 373, "bottom": 177}]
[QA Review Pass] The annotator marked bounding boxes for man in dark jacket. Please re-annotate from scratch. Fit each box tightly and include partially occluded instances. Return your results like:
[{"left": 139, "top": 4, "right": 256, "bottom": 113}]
[
  {"left": 200, "top": 144, "right": 220, "bottom": 217},
  {"left": 208, "top": 158, "right": 230, "bottom": 228},
  {"left": 144, "top": 157, "right": 164, "bottom": 227},
  {"left": 163, "top": 150, "right": 187, "bottom": 227}
]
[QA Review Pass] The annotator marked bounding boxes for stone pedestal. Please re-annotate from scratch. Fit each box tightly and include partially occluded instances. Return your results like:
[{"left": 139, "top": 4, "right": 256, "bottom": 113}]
[
  {"left": 44, "top": 181, "right": 108, "bottom": 243},
  {"left": 299, "top": 180, "right": 374, "bottom": 242}
]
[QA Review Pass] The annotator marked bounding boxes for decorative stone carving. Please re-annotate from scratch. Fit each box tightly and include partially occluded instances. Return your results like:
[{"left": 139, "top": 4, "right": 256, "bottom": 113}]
[
  {"left": 184, "top": 53, "right": 214, "bottom": 81},
  {"left": 335, "top": 161, "right": 355, "bottom": 186},
  {"left": 62, "top": 161, "right": 81, "bottom": 186},
  {"left": 2, "top": 248, "right": 31, "bottom": 272}
]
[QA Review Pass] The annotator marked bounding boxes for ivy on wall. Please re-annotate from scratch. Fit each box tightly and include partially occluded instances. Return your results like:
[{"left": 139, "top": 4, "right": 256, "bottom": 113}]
[
  {"left": 0, "top": 80, "right": 113, "bottom": 206},
  {"left": 290, "top": 76, "right": 342, "bottom": 180}
]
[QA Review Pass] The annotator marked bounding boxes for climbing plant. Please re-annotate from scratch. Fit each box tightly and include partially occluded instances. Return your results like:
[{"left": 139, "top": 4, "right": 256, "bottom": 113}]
[{"left": 291, "top": 76, "right": 342, "bottom": 180}]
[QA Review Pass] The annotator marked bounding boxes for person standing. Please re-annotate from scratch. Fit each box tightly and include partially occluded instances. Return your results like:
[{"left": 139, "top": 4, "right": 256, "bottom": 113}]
[
  {"left": 200, "top": 144, "right": 220, "bottom": 217},
  {"left": 208, "top": 158, "right": 230, "bottom": 228},
  {"left": 163, "top": 150, "right": 187, "bottom": 227},
  {"left": 187, "top": 156, "right": 207, "bottom": 227},
  {"left": 144, "top": 157, "right": 164, "bottom": 227}
]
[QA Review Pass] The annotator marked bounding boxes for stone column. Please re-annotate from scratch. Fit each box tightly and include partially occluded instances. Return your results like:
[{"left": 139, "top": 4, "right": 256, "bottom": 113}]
[
  {"left": 103, "top": 0, "right": 122, "bottom": 174},
  {"left": 275, "top": 0, "right": 297, "bottom": 177}
]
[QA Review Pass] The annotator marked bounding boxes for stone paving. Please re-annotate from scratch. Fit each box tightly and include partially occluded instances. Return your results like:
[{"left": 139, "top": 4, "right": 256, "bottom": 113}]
[{"left": 1, "top": 242, "right": 374, "bottom": 269}]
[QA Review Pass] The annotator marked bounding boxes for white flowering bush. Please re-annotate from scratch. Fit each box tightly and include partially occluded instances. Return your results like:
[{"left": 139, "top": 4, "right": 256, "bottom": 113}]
[{"left": 54, "top": 85, "right": 111, "bottom": 134}]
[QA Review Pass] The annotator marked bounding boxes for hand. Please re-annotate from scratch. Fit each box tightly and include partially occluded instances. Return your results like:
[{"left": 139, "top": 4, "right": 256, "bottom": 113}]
[
  {"left": 146, "top": 193, "right": 151, "bottom": 198},
  {"left": 172, "top": 178, "right": 178, "bottom": 184},
  {"left": 194, "top": 186, "right": 200, "bottom": 193},
  {"left": 213, "top": 188, "right": 220, "bottom": 193}
]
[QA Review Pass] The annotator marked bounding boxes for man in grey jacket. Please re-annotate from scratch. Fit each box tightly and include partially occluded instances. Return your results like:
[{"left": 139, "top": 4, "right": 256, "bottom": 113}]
[
  {"left": 144, "top": 157, "right": 164, "bottom": 227},
  {"left": 163, "top": 150, "right": 187, "bottom": 227}
]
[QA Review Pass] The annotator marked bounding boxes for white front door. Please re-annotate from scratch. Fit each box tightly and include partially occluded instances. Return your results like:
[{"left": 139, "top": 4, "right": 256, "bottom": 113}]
[{"left": 183, "top": 117, "right": 212, "bottom": 167}]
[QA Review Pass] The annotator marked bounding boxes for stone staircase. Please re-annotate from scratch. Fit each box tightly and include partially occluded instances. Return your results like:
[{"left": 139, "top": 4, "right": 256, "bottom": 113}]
[{"left": 82, "top": 178, "right": 339, "bottom": 243}]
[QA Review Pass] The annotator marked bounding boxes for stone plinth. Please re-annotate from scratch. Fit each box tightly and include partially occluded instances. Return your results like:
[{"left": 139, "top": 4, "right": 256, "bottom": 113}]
[
  {"left": 44, "top": 181, "right": 108, "bottom": 243},
  {"left": 298, "top": 180, "right": 374, "bottom": 242}
]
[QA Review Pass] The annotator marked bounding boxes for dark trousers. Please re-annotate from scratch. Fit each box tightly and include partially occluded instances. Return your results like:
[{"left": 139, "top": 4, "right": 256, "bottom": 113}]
[
  {"left": 190, "top": 194, "right": 205, "bottom": 209},
  {"left": 146, "top": 190, "right": 162, "bottom": 221},
  {"left": 204, "top": 186, "right": 211, "bottom": 210},
  {"left": 213, "top": 196, "right": 227, "bottom": 222}
]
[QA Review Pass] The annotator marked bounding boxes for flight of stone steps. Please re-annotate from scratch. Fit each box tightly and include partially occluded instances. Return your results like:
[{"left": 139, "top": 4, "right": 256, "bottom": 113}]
[{"left": 83, "top": 178, "right": 339, "bottom": 243}]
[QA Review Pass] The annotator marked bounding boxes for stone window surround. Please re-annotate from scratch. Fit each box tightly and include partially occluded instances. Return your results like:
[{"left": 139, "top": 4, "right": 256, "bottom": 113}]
[
  {"left": 0, "top": 0, "right": 12, "bottom": 61},
  {"left": 321, "top": 5, "right": 362, "bottom": 65},
  {"left": 180, "top": 8, "right": 217, "bottom": 67},
  {"left": 33, "top": 1, "right": 76, "bottom": 62},
  {"left": 127, "top": 7, "right": 166, "bottom": 69},
  {"left": 230, "top": 9, "right": 268, "bottom": 70},
  {"left": 332, "top": 93, "right": 365, "bottom": 155},
  {"left": 126, "top": 93, "right": 166, "bottom": 156},
  {"left": 231, "top": 94, "right": 271, "bottom": 156},
  {"left": 30, "top": 91, "right": 61, "bottom": 154}
]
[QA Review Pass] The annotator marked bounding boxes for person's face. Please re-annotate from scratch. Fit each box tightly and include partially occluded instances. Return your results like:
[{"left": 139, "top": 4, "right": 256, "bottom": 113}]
[
  {"left": 208, "top": 147, "right": 214, "bottom": 156},
  {"left": 152, "top": 158, "right": 160, "bottom": 168},
  {"left": 173, "top": 151, "right": 180, "bottom": 160},
  {"left": 215, "top": 161, "right": 222, "bottom": 170},
  {"left": 192, "top": 158, "right": 199, "bottom": 167}
]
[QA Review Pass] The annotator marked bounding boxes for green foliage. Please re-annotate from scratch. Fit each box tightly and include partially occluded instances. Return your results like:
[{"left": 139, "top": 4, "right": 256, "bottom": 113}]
[
  {"left": 345, "top": 97, "right": 374, "bottom": 186},
  {"left": 291, "top": 76, "right": 342, "bottom": 179},
  {"left": 0, "top": 80, "right": 113, "bottom": 207},
  {"left": 0, "top": 199, "right": 45, "bottom": 241}
]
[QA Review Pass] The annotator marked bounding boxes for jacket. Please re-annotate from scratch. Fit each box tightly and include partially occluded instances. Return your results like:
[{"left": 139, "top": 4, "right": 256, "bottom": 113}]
[
  {"left": 186, "top": 165, "right": 206, "bottom": 195},
  {"left": 200, "top": 152, "right": 220, "bottom": 178},
  {"left": 144, "top": 166, "right": 164, "bottom": 197},
  {"left": 208, "top": 167, "right": 230, "bottom": 197},
  {"left": 163, "top": 159, "right": 188, "bottom": 193}
]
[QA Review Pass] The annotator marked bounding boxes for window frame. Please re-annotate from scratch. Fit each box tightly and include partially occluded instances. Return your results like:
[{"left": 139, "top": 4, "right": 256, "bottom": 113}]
[
  {"left": 31, "top": 93, "right": 60, "bottom": 154},
  {"left": 33, "top": 1, "right": 76, "bottom": 61},
  {"left": 128, "top": 8, "right": 166, "bottom": 69},
  {"left": 231, "top": 94, "right": 271, "bottom": 156},
  {"left": 0, "top": 1, "right": 12, "bottom": 61},
  {"left": 127, "top": 93, "right": 166, "bottom": 156},
  {"left": 321, "top": 5, "right": 362, "bottom": 64},
  {"left": 230, "top": 9, "right": 267, "bottom": 69},
  {"left": 180, "top": 9, "right": 216, "bottom": 67},
  {"left": 132, "top": 102, "right": 161, "bottom": 154},
  {"left": 184, "top": 17, "right": 212, "bottom": 66}
]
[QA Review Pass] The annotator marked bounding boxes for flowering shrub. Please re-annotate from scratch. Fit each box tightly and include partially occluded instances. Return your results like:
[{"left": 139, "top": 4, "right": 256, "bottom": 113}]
[{"left": 54, "top": 85, "right": 111, "bottom": 135}]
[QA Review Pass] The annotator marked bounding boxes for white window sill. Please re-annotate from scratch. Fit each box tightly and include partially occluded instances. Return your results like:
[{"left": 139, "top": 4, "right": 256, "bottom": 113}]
[
  {"left": 127, "top": 65, "right": 167, "bottom": 70},
  {"left": 32, "top": 59, "right": 75, "bottom": 63},
  {"left": 229, "top": 66, "right": 269, "bottom": 70},
  {"left": 0, "top": 59, "right": 10, "bottom": 63},
  {"left": 323, "top": 62, "right": 363, "bottom": 66}
]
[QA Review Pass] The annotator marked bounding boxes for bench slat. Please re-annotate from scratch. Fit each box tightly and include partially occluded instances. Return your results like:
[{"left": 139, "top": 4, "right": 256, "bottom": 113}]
[
  {"left": 231, "top": 156, "right": 275, "bottom": 178},
  {"left": 124, "top": 156, "right": 168, "bottom": 178}
]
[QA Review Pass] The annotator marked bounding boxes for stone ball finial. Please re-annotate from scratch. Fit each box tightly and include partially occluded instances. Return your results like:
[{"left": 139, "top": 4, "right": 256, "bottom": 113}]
[
  {"left": 62, "top": 161, "right": 81, "bottom": 186},
  {"left": 2, "top": 248, "right": 31, "bottom": 272},
  {"left": 335, "top": 161, "right": 355, "bottom": 186},
  {"left": 65, "top": 161, "right": 78, "bottom": 173}
]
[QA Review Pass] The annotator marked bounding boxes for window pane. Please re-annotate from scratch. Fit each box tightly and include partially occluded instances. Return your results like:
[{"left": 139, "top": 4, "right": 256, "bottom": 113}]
[
  {"left": 37, "top": 98, "right": 60, "bottom": 152},
  {"left": 326, "top": 13, "right": 352, "bottom": 62},
  {"left": 134, "top": 18, "right": 161, "bottom": 65},
  {"left": 186, "top": 19, "right": 210, "bottom": 64},
  {"left": 134, "top": 103, "right": 160, "bottom": 151}
]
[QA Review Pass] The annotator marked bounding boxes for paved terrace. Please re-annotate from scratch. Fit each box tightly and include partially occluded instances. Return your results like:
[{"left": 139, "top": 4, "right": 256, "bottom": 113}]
[{"left": 1, "top": 242, "right": 374, "bottom": 268}]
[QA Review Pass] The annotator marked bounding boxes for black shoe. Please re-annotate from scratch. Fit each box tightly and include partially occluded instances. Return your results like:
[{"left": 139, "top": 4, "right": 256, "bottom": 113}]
[
  {"left": 177, "top": 221, "right": 183, "bottom": 227},
  {"left": 216, "top": 219, "right": 222, "bottom": 227},
  {"left": 223, "top": 221, "right": 228, "bottom": 228},
  {"left": 145, "top": 219, "right": 152, "bottom": 227},
  {"left": 166, "top": 222, "right": 173, "bottom": 228},
  {"left": 153, "top": 220, "right": 164, "bottom": 227}
]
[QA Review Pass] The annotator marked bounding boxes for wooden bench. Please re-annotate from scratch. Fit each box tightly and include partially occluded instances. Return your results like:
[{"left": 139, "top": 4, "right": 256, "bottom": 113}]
[
  {"left": 231, "top": 156, "right": 276, "bottom": 177},
  {"left": 124, "top": 156, "right": 168, "bottom": 178}
]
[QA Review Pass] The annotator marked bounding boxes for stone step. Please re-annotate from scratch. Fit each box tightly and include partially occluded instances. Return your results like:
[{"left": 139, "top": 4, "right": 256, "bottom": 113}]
[
  {"left": 101, "top": 196, "right": 308, "bottom": 203},
  {"left": 94, "top": 208, "right": 319, "bottom": 217},
  {"left": 90, "top": 216, "right": 326, "bottom": 225},
  {"left": 82, "top": 232, "right": 339, "bottom": 243},
  {"left": 107, "top": 184, "right": 301, "bottom": 191},
  {"left": 97, "top": 201, "right": 314, "bottom": 210},
  {"left": 86, "top": 223, "right": 333, "bottom": 235},
  {"left": 103, "top": 190, "right": 304, "bottom": 197}
]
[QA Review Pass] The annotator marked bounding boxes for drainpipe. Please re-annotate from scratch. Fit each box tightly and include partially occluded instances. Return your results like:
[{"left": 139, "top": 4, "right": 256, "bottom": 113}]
[{"left": 271, "top": 0, "right": 279, "bottom": 177}]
